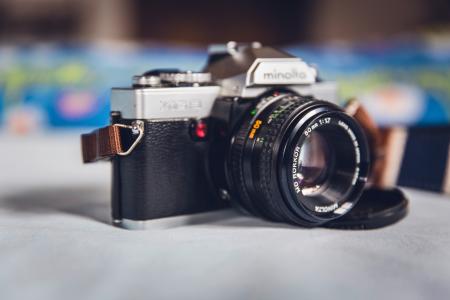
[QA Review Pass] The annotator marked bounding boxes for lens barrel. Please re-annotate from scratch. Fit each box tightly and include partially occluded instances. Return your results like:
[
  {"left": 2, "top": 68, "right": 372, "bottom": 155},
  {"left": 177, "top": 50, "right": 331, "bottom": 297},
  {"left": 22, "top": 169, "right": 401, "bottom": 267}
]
[{"left": 227, "top": 93, "right": 370, "bottom": 226}]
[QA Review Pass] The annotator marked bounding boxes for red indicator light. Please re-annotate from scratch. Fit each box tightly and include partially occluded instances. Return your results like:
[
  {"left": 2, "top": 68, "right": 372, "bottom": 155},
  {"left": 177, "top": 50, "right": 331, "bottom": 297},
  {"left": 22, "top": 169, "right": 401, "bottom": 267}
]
[{"left": 195, "top": 121, "right": 208, "bottom": 139}]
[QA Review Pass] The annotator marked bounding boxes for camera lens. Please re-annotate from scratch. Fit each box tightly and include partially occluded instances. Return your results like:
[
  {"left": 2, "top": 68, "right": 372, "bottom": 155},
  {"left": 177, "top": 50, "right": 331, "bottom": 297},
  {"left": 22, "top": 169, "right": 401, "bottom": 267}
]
[
  {"left": 227, "top": 93, "right": 370, "bottom": 226},
  {"left": 290, "top": 119, "right": 362, "bottom": 215},
  {"left": 295, "top": 131, "right": 330, "bottom": 191}
]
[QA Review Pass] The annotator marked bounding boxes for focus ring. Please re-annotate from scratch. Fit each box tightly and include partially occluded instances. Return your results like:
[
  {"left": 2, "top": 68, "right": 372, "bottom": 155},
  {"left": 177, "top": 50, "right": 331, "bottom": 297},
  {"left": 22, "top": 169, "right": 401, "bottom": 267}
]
[
  {"left": 256, "top": 95, "right": 315, "bottom": 220},
  {"left": 230, "top": 97, "right": 289, "bottom": 215},
  {"left": 230, "top": 94, "right": 315, "bottom": 219},
  {"left": 230, "top": 121, "right": 254, "bottom": 213}
]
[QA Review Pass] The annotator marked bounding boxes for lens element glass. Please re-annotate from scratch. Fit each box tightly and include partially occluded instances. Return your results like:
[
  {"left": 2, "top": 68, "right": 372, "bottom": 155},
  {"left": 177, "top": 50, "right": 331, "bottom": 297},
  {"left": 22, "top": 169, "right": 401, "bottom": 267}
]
[
  {"left": 296, "top": 131, "right": 331, "bottom": 195},
  {"left": 291, "top": 118, "right": 360, "bottom": 215}
]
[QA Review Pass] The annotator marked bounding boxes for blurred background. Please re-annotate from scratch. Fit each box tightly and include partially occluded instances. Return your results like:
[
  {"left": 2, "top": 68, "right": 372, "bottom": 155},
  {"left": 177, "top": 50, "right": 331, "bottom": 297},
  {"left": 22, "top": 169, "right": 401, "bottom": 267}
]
[
  {"left": 1, "top": 2, "right": 450, "bottom": 298},
  {"left": 0, "top": 0, "right": 449, "bottom": 133}
]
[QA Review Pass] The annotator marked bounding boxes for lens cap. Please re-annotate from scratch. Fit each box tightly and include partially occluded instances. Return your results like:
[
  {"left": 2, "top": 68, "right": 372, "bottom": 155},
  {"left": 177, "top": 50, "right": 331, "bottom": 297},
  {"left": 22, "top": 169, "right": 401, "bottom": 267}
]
[{"left": 325, "top": 187, "right": 409, "bottom": 230}]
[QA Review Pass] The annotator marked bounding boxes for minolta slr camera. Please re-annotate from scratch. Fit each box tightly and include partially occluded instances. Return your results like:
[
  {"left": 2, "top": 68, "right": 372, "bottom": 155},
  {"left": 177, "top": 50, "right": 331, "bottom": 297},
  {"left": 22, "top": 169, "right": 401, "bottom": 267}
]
[{"left": 104, "top": 42, "right": 371, "bottom": 229}]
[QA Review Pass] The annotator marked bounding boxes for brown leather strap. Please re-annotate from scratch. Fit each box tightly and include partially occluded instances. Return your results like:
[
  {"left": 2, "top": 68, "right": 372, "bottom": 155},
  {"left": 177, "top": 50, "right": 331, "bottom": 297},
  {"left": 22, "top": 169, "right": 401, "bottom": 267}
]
[
  {"left": 345, "top": 99, "right": 386, "bottom": 186},
  {"left": 81, "top": 125, "right": 123, "bottom": 163},
  {"left": 345, "top": 100, "right": 450, "bottom": 193}
]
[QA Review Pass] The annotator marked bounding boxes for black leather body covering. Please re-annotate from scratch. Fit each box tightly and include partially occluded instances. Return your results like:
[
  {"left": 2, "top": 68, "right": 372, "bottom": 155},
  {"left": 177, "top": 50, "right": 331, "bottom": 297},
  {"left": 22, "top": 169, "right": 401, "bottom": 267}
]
[{"left": 111, "top": 117, "right": 224, "bottom": 221}]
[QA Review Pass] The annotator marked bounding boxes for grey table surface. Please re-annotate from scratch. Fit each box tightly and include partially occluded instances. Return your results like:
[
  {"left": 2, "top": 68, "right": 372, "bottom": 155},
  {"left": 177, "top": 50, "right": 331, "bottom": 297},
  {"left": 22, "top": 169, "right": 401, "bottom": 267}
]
[{"left": 1, "top": 133, "right": 450, "bottom": 300}]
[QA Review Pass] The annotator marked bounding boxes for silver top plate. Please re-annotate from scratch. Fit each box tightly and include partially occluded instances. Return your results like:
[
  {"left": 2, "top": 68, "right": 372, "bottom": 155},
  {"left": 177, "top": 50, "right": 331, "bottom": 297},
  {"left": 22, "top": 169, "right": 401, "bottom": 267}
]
[{"left": 111, "top": 85, "right": 220, "bottom": 120}]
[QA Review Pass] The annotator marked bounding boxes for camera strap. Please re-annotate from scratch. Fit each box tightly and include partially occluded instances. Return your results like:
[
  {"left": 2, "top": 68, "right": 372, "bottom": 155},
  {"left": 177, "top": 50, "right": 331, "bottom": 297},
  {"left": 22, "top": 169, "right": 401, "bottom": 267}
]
[
  {"left": 81, "top": 125, "right": 122, "bottom": 163},
  {"left": 346, "top": 100, "right": 450, "bottom": 194},
  {"left": 81, "top": 121, "right": 145, "bottom": 163}
]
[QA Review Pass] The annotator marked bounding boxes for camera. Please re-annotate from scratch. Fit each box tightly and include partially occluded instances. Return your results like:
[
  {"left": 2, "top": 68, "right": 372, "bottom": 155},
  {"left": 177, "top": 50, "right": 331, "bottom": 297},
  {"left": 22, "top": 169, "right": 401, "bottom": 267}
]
[{"left": 83, "top": 42, "right": 371, "bottom": 229}]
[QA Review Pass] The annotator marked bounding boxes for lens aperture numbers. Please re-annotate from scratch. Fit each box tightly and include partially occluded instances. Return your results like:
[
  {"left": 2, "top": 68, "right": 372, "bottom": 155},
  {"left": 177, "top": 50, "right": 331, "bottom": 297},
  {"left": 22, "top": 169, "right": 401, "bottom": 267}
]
[{"left": 304, "top": 117, "right": 331, "bottom": 137}]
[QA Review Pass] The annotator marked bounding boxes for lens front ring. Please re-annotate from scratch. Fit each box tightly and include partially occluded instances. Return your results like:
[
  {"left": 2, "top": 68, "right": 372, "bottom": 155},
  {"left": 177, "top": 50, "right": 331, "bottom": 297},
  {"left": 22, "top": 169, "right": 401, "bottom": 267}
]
[
  {"left": 227, "top": 92, "right": 370, "bottom": 226},
  {"left": 278, "top": 109, "right": 370, "bottom": 224}
]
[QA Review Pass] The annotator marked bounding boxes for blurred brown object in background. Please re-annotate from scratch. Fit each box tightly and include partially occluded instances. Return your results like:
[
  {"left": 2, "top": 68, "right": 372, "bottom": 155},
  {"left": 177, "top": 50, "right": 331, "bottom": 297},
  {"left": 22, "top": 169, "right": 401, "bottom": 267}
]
[
  {"left": 134, "top": 0, "right": 450, "bottom": 45},
  {"left": 133, "top": 0, "right": 312, "bottom": 45},
  {"left": 0, "top": 0, "right": 448, "bottom": 45},
  {"left": 0, "top": 0, "right": 134, "bottom": 43},
  {"left": 307, "top": 0, "right": 450, "bottom": 43}
]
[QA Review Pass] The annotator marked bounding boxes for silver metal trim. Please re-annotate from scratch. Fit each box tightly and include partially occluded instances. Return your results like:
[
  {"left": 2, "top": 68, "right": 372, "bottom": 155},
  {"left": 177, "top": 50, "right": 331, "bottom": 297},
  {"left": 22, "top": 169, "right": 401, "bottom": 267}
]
[
  {"left": 117, "top": 219, "right": 150, "bottom": 230},
  {"left": 113, "top": 120, "right": 145, "bottom": 156},
  {"left": 132, "top": 75, "right": 161, "bottom": 87},
  {"left": 115, "top": 218, "right": 187, "bottom": 230},
  {"left": 217, "top": 79, "right": 338, "bottom": 103},
  {"left": 111, "top": 85, "right": 220, "bottom": 119},
  {"left": 159, "top": 71, "right": 211, "bottom": 84}
]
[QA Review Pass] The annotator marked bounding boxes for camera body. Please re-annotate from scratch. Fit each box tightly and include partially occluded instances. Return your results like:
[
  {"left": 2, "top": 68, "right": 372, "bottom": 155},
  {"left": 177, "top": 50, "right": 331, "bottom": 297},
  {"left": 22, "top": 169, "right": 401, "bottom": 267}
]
[{"left": 110, "top": 42, "right": 360, "bottom": 229}]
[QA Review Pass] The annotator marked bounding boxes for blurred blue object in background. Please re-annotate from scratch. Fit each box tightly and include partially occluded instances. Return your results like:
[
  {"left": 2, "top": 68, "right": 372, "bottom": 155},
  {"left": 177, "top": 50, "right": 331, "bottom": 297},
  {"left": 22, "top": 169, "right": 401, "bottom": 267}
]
[
  {"left": 0, "top": 38, "right": 449, "bottom": 133},
  {"left": 0, "top": 43, "right": 207, "bottom": 132},
  {"left": 287, "top": 38, "right": 450, "bottom": 126}
]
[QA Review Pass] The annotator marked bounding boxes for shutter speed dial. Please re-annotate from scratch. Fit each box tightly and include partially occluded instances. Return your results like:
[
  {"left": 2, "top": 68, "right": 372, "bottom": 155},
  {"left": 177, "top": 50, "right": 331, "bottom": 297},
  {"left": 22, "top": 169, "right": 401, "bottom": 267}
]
[
  {"left": 160, "top": 71, "right": 212, "bottom": 85},
  {"left": 133, "top": 69, "right": 212, "bottom": 87}
]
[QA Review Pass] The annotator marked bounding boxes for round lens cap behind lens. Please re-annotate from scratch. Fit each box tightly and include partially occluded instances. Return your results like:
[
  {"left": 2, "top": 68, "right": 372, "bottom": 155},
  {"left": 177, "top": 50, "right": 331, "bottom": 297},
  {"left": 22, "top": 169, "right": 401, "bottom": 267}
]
[{"left": 324, "top": 187, "right": 409, "bottom": 230}]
